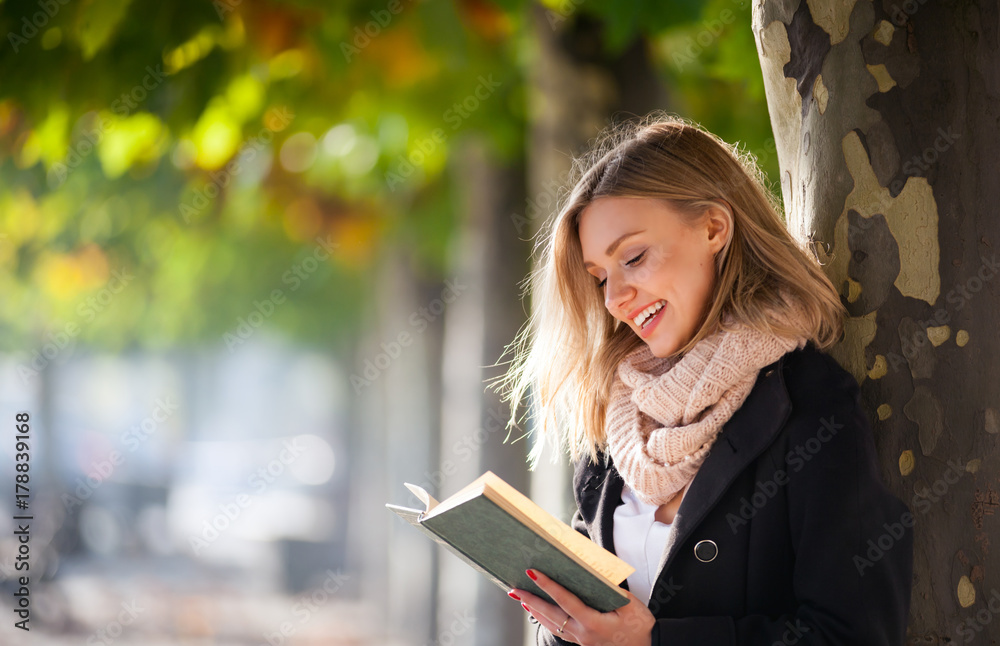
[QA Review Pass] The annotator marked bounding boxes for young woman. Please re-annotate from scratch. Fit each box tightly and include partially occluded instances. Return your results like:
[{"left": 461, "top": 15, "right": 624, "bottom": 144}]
[{"left": 498, "top": 112, "right": 914, "bottom": 645}]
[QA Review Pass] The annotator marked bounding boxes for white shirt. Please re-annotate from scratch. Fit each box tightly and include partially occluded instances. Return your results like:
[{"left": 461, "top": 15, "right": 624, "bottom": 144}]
[{"left": 612, "top": 483, "right": 673, "bottom": 605}]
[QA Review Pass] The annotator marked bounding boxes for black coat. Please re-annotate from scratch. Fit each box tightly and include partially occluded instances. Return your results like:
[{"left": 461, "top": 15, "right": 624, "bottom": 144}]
[{"left": 536, "top": 341, "right": 914, "bottom": 645}]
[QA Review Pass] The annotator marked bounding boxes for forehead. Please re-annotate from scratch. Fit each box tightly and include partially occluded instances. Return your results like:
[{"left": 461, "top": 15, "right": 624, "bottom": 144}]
[
  {"left": 578, "top": 197, "right": 649, "bottom": 239},
  {"left": 578, "top": 197, "right": 687, "bottom": 246}
]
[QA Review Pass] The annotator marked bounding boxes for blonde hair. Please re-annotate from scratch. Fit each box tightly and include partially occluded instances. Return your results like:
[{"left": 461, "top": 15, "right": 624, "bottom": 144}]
[{"left": 492, "top": 111, "right": 846, "bottom": 469}]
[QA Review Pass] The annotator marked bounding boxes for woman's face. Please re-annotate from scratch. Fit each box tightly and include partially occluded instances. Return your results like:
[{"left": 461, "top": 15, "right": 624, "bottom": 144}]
[{"left": 578, "top": 196, "right": 730, "bottom": 358}]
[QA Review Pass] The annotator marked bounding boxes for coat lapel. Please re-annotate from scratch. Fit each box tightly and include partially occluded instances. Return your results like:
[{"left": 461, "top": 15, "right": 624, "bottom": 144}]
[
  {"left": 647, "top": 355, "right": 793, "bottom": 584},
  {"left": 596, "top": 456, "right": 625, "bottom": 556},
  {"left": 577, "top": 354, "right": 794, "bottom": 592}
]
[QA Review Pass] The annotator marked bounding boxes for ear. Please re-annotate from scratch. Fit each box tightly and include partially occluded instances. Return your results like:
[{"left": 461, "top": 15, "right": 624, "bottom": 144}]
[{"left": 703, "top": 199, "right": 733, "bottom": 255}]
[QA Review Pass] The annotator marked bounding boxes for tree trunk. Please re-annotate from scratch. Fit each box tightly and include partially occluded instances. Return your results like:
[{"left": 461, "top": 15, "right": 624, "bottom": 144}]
[
  {"left": 347, "top": 250, "right": 444, "bottom": 644},
  {"left": 431, "top": 132, "right": 532, "bottom": 646},
  {"left": 753, "top": 0, "right": 1000, "bottom": 638}
]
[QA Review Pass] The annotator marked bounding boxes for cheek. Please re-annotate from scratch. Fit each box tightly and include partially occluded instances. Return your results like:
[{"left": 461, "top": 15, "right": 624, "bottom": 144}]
[
  {"left": 671, "top": 260, "right": 715, "bottom": 314},
  {"left": 697, "top": 264, "right": 716, "bottom": 295},
  {"left": 694, "top": 266, "right": 718, "bottom": 315}
]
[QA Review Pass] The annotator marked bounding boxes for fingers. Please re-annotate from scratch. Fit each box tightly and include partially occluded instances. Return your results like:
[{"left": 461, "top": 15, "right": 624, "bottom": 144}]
[
  {"left": 511, "top": 591, "right": 577, "bottom": 642},
  {"left": 510, "top": 587, "right": 564, "bottom": 626},
  {"left": 526, "top": 569, "right": 600, "bottom": 622},
  {"left": 511, "top": 570, "right": 656, "bottom": 646},
  {"left": 527, "top": 603, "right": 575, "bottom": 640},
  {"left": 510, "top": 569, "right": 597, "bottom": 642}
]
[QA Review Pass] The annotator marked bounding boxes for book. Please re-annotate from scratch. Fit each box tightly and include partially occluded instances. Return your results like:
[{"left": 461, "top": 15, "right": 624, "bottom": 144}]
[{"left": 386, "top": 470, "right": 635, "bottom": 612}]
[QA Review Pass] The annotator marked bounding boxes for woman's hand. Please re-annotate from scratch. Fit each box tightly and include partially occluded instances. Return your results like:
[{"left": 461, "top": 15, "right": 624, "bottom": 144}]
[{"left": 510, "top": 569, "right": 655, "bottom": 646}]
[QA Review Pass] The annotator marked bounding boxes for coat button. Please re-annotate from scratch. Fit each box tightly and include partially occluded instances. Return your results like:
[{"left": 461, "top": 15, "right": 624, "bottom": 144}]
[
  {"left": 764, "top": 368, "right": 775, "bottom": 377},
  {"left": 694, "top": 539, "right": 718, "bottom": 563}
]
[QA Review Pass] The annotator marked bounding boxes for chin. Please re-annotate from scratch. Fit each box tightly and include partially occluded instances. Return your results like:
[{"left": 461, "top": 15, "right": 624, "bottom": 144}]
[{"left": 645, "top": 339, "right": 677, "bottom": 359}]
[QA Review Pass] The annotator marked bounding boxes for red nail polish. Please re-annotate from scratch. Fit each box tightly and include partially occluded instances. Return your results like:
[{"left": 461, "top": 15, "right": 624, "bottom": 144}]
[
  {"left": 521, "top": 602, "right": 529, "bottom": 612},
  {"left": 526, "top": 569, "right": 538, "bottom": 581},
  {"left": 508, "top": 591, "right": 521, "bottom": 601}
]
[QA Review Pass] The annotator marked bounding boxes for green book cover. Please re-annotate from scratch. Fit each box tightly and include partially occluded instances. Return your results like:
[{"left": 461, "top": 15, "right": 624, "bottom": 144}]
[{"left": 386, "top": 471, "right": 633, "bottom": 613}]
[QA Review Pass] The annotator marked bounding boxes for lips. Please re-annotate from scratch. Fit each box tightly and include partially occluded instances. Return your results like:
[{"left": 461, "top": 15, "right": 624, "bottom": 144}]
[
  {"left": 631, "top": 299, "right": 666, "bottom": 328},
  {"left": 637, "top": 302, "right": 666, "bottom": 338}
]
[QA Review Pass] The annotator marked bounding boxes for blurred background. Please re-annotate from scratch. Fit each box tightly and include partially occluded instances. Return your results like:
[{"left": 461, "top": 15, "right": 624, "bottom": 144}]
[{"left": 0, "top": 0, "right": 780, "bottom": 644}]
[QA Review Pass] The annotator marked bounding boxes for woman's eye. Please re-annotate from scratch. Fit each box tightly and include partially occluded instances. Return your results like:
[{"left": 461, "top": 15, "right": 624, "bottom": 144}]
[
  {"left": 626, "top": 250, "right": 646, "bottom": 266},
  {"left": 595, "top": 251, "right": 644, "bottom": 288}
]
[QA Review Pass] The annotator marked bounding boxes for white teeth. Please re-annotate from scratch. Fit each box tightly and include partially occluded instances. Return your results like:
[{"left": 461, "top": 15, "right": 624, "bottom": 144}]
[{"left": 633, "top": 300, "right": 665, "bottom": 328}]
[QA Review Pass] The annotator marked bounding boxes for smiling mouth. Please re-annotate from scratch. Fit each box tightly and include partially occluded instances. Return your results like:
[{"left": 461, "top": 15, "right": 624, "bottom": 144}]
[{"left": 633, "top": 300, "right": 666, "bottom": 328}]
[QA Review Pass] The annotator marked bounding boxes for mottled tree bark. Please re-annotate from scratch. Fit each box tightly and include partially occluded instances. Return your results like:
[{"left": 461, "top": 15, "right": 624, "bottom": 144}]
[{"left": 753, "top": 0, "right": 1000, "bottom": 639}]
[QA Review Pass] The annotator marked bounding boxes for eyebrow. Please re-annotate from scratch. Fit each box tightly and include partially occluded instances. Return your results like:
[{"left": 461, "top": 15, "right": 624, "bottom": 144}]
[{"left": 582, "top": 230, "right": 645, "bottom": 269}]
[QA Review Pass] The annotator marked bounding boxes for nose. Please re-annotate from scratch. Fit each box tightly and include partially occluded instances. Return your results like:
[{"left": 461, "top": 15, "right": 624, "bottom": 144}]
[{"left": 604, "top": 271, "right": 634, "bottom": 314}]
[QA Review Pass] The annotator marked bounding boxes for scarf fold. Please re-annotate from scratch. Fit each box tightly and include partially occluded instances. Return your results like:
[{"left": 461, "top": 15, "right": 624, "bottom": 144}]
[{"left": 604, "top": 291, "right": 811, "bottom": 506}]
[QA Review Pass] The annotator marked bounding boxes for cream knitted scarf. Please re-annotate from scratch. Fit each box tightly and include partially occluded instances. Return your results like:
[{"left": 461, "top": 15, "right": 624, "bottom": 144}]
[{"left": 605, "top": 293, "right": 811, "bottom": 506}]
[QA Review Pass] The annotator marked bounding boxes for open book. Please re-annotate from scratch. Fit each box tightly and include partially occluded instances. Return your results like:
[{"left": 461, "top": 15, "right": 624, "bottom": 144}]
[{"left": 386, "top": 470, "right": 634, "bottom": 612}]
